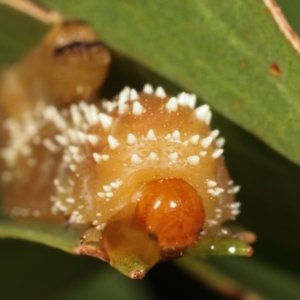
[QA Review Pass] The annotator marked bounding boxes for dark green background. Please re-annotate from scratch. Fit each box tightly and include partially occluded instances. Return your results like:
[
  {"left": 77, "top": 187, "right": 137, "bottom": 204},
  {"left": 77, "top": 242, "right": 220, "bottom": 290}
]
[{"left": 1, "top": 1, "right": 300, "bottom": 299}]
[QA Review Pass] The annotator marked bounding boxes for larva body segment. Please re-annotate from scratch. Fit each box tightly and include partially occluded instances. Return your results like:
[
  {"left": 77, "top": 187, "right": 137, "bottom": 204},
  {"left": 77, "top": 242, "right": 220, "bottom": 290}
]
[
  {"left": 51, "top": 92, "right": 238, "bottom": 229},
  {"left": 0, "top": 87, "right": 240, "bottom": 267},
  {"left": 0, "top": 21, "right": 111, "bottom": 120}
]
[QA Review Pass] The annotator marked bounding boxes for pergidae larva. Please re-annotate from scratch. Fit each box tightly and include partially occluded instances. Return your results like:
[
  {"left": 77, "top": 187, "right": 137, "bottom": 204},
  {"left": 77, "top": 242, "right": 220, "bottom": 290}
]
[{"left": 0, "top": 21, "right": 247, "bottom": 278}]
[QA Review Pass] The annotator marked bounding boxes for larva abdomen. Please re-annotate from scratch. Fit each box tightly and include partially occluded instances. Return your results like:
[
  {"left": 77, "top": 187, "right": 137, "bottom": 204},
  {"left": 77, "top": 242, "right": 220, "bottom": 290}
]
[{"left": 1, "top": 88, "right": 239, "bottom": 247}]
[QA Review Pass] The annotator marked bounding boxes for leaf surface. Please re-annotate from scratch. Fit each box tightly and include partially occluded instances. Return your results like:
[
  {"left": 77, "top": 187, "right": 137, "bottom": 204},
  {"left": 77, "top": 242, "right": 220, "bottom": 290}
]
[
  {"left": 39, "top": 0, "right": 300, "bottom": 166},
  {"left": 1, "top": 0, "right": 300, "bottom": 297}
]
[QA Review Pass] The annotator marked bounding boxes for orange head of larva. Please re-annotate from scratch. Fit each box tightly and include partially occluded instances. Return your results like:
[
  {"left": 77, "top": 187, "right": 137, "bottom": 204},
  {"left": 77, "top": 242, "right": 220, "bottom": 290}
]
[
  {"left": 99, "top": 177, "right": 205, "bottom": 275},
  {"left": 133, "top": 178, "right": 205, "bottom": 257}
]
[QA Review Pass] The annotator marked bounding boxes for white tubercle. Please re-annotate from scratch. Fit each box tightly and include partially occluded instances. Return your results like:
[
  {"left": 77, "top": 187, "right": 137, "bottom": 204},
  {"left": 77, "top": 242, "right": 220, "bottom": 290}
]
[
  {"left": 84, "top": 104, "right": 99, "bottom": 125},
  {"left": 70, "top": 104, "right": 82, "bottom": 127},
  {"left": 171, "top": 130, "right": 181, "bottom": 140},
  {"left": 129, "top": 89, "right": 139, "bottom": 101},
  {"left": 165, "top": 97, "right": 178, "bottom": 112},
  {"left": 119, "top": 91, "right": 129, "bottom": 103},
  {"left": 189, "top": 135, "right": 200, "bottom": 145},
  {"left": 126, "top": 133, "right": 137, "bottom": 145},
  {"left": 210, "top": 129, "right": 219, "bottom": 140},
  {"left": 165, "top": 133, "right": 171, "bottom": 140},
  {"left": 155, "top": 86, "right": 166, "bottom": 98},
  {"left": 131, "top": 154, "right": 143, "bottom": 164},
  {"left": 92, "top": 153, "right": 101, "bottom": 163},
  {"left": 118, "top": 86, "right": 130, "bottom": 103},
  {"left": 69, "top": 145, "right": 79, "bottom": 154},
  {"left": 146, "top": 130, "right": 156, "bottom": 141},
  {"left": 201, "top": 136, "right": 213, "bottom": 149},
  {"left": 87, "top": 134, "right": 99, "bottom": 146},
  {"left": 67, "top": 129, "right": 78, "bottom": 144},
  {"left": 108, "top": 135, "right": 120, "bottom": 150},
  {"left": 212, "top": 149, "right": 224, "bottom": 159},
  {"left": 206, "top": 179, "right": 217, "bottom": 187},
  {"left": 77, "top": 131, "right": 87, "bottom": 143},
  {"left": 132, "top": 101, "right": 145, "bottom": 115},
  {"left": 101, "top": 154, "right": 110, "bottom": 161},
  {"left": 43, "top": 139, "right": 58, "bottom": 153},
  {"left": 205, "top": 110, "right": 212, "bottom": 125},
  {"left": 188, "top": 94, "right": 197, "bottom": 109},
  {"left": 187, "top": 155, "right": 200, "bottom": 165},
  {"left": 110, "top": 180, "right": 123, "bottom": 189},
  {"left": 177, "top": 92, "right": 189, "bottom": 107},
  {"left": 103, "top": 185, "right": 112, "bottom": 192},
  {"left": 195, "top": 104, "right": 210, "bottom": 123},
  {"left": 55, "top": 134, "right": 69, "bottom": 147},
  {"left": 148, "top": 152, "right": 158, "bottom": 161},
  {"left": 168, "top": 152, "right": 179, "bottom": 162},
  {"left": 98, "top": 113, "right": 113, "bottom": 131},
  {"left": 216, "top": 137, "right": 225, "bottom": 148},
  {"left": 143, "top": 83, "right": 154, "bottom": 94},
  {"left": 97, "top": 192, "right": 105, "bottom": 198},
  {"left": 66, "top": 198, "right": 75, "bottom": 204}
]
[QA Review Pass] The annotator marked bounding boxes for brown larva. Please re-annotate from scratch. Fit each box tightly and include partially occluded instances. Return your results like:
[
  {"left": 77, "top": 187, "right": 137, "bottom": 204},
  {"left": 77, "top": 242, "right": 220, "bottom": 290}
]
[{"left": 0, "top": 21, "right": 249, "bottom": 278}]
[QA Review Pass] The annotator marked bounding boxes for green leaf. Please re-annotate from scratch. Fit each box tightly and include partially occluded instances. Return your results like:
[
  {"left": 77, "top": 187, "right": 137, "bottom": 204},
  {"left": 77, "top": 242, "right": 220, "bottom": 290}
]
[
  {"left": 186, "top": 235, "right": 253, "bottom": 258},
  {"left": 0, "top": 238, "right": 156, "bottom": 300},
  {"left": 210, "top": 257, "right": 300, "bottom": 300},
  {"left": 0, "top": 5, "right": 48, "bottom": 66},
  {"left": 0, "top": 218, "right": 253, "bottom": 278},
  {"left": 176, "top": 257, "right": 300, "bottom": 300},
  {"left": 0, "top": 218, "right": 153, "bottom": 278},
  {"left": 46, "top": 265, "right": 156, "bottom": 300},
  {"left": 0, "top": 219, "right": 81, "bottom": 253},
  {"left": 39, "top": 0, "right": 300, "bottom": 166},
  {"left": 1, "top": 0, "right": 300, "bottom": 298}
]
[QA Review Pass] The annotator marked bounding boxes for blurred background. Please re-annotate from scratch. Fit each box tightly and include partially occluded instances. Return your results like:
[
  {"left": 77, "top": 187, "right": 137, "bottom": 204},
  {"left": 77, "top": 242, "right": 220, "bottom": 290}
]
[{"left": 1, "top": 0, "right": 300, "bottom": 299}]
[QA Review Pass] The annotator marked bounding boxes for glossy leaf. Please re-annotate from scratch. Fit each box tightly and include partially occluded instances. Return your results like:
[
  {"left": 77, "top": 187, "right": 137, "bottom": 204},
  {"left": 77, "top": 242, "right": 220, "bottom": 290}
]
[
  {"left": 186, "top": 235, "right": 253, "bottom": 258},
  {"left": 176, "top": 257, "right": 300, "bottom": 300},
  {"left": 0, "top": 219, "right": 81, "bottom": 253},
  {"left": 40, "top": 0, "right": 300, "bottom": 166},
  {"left": 0, "top": 217, "right": 252, "bottom": 278},
  {"left": 0, "top": 5, "right": 48, "bottom": 66},
  {"left": 1, "top": 0, "right": 300, "bottom": 298}
]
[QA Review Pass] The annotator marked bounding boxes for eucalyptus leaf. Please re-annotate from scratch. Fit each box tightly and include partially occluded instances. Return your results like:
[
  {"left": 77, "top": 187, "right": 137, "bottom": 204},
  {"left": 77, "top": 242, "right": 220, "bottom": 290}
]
[
  {"left": 0, "top": 219, "right": 81, "bottom": 253},
  {"left": 186, "top": 235, "right": 253, "bottom": 258},
  {"left": 176, "top": 256, "right": 300, "bottom": 300},
  {"left": 1, "top": 0, "right": 300, "bottom": 298},
  {"left": 0, "top": 5, "right": 48, "bottom": 66},
  {"left": 210, "top": 257, "right": 300, "bottom": 300},
  {"left": 40, "top": 0, "right": 300, "bottom": 166}
]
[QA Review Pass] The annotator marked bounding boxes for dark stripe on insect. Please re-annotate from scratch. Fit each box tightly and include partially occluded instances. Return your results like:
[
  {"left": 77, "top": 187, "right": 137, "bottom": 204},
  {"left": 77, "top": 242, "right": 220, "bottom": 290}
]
[{"left": 54, "top": 41, "right": 107, "bottom": 56}]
